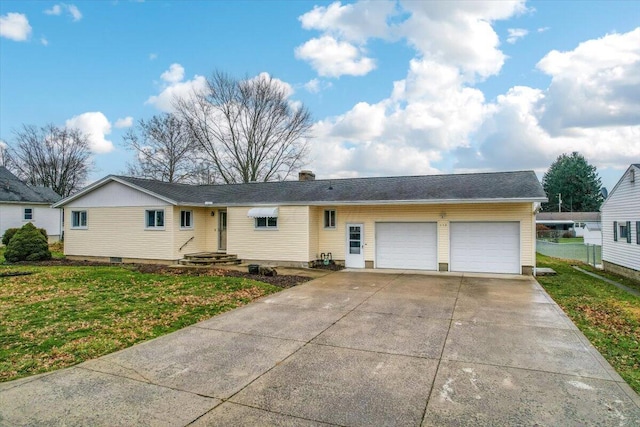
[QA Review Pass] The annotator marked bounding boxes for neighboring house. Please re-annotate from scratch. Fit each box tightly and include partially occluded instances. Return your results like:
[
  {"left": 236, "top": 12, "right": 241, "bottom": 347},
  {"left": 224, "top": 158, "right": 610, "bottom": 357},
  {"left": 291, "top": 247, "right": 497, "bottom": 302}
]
[
  {"left": 601, "top": 164, "right": 640, "bottom": 281},
  {"left": 53, "top": 170, "right": 547, "bottom": 275},
  {"left": 536, "top": 212, "right": 601, "bottom": 237},
  {"left": 583, "top": 222, "right": 602, "bottom": 246},
  {"left": 0, "top": 166, "right": 62, "bottom": 243}
]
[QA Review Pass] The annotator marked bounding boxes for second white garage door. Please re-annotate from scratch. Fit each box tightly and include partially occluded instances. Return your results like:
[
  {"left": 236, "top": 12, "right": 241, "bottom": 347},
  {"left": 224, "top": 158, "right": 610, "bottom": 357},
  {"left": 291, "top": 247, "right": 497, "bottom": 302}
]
[
  {"left": 450, "top": 222, "right": 520, "bottom": 274},
  {"left": 376, "top": 222, "right": 437, "bottom": 270}
]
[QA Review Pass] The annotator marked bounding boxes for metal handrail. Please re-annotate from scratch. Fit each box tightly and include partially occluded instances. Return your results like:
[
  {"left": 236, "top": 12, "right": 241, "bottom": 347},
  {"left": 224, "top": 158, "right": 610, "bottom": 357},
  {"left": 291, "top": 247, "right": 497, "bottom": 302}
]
[{"left": 179, "top": 236, "right": 195, "bottom": 252}]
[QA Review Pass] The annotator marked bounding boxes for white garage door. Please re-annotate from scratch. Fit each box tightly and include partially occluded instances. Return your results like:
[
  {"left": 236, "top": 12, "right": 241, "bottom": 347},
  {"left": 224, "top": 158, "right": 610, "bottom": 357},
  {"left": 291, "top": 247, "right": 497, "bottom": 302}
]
[
  {"left": 376, "top": 222, "right": 437, "bottom": 270},
  {"left": 450, "top": 222, "right": 520, "bottom": 274}
]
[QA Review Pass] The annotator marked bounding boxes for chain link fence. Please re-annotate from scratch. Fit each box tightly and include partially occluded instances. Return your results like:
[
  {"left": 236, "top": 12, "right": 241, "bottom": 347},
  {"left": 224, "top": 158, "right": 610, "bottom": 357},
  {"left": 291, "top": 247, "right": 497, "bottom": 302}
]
[{"left": 536, "top": 240, "right": 602, "bottom": 266}]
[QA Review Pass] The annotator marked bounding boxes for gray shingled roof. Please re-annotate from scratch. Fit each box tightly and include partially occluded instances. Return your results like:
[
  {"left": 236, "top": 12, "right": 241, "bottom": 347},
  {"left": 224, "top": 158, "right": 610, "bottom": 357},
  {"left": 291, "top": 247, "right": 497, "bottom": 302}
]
[
  {"left": 0, "top": 166, "right": 61, "bottom": 204},
  {"left": 100, "top": 170, "right": 546, "bottom": 206}
]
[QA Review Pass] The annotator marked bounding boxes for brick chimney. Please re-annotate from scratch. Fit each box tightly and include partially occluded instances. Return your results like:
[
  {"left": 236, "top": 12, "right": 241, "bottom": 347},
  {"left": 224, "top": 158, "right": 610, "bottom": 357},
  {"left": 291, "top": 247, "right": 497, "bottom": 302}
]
[{"left": 298, "top": 170, "right": 316, "bottom": 181}]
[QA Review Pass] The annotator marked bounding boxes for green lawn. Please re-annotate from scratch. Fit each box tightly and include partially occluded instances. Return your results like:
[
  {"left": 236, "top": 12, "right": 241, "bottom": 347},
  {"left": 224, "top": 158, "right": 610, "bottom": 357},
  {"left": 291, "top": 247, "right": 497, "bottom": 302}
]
[
  {"left": 0, "top": 261, "right": 281, "bottom": 382},
  {"left": 536, "top": 254, "right": 640, "bottom": 393},
  {"left": 557, "top": 237, "right": 584, "bottom": 244}
]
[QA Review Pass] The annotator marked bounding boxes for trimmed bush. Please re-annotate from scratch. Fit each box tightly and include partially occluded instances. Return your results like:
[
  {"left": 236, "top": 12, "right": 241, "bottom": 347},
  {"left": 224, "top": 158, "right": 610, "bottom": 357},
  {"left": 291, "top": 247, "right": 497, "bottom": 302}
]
[
  {"left": 4, "top": 222, "right": 52, "bottom": 262},
  {"left": 2, "top": 228, "right": 20, "bottom": 246},
  {"left": 2, "top": 226, "right": 47, "bottom": 246}
]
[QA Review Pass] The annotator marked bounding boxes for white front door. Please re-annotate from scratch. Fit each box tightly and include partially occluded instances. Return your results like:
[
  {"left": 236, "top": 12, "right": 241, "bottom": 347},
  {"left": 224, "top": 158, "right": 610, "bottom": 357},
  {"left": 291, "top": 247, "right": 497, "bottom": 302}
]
[{"left": 345, "top": 223, "right": 365, "bottom": 268}]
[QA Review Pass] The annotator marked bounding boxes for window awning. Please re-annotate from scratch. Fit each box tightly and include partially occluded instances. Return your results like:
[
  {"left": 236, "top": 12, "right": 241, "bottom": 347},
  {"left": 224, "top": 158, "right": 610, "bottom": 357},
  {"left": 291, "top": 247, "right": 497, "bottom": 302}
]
[{"left": 247, "top": 207, "right": 279, "bottom": 218}]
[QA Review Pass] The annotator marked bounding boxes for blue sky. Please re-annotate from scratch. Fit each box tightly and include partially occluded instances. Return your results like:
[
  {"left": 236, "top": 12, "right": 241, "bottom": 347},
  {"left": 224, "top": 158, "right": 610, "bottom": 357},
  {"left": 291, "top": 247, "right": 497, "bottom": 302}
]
[{"left": 1, "top": 1, "right": 639, "bottom": 192}]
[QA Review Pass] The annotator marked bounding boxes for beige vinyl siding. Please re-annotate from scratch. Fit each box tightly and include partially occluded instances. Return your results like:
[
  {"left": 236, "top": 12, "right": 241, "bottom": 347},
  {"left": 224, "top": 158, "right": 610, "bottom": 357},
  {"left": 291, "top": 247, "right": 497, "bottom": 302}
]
[
  {"left": 64, "top": 206, "right": 175, "bottom": 260},
  {"left": 227, "top": 205, "right": 310, "bottom": 262},
  {"left": 316, "top": 203, "right": 535, "bottom": 267},
  {"left": 309, "top": 206, "right": 320, "bottom": 260},
  {"left": 171, "top": 207, "right": 214, "bottom": 258},
  {"left": 602, "top": 166, "right": 640, "bottom": 270}
]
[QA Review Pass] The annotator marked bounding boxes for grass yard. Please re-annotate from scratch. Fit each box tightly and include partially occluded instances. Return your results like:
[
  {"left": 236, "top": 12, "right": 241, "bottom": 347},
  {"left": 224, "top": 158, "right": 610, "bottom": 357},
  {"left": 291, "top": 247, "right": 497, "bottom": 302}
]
[
  {"left": 536, "top": 254, "right": 640, "bottom": 393},
  {"left": 557, "top": 237, "right": 584, "bottom": 244},
  {"left": 0, "top": 258, "right": 282, "bottom": 383}
]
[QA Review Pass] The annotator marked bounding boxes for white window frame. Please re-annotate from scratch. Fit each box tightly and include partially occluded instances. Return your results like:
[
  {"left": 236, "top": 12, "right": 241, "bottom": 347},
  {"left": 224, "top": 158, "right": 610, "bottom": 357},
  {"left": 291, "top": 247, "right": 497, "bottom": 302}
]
[
  {"left": 71, "top": 210, "right": 87, "bottom": 229},
  {"left": 145, "top": 209, "right": 165, "bottom": 230},
  {"left": 324, "top": 209, "right": 336, "bottom": 229},
  {"left": 255, "top": 216, "right": 278, "bottom": 230},
  {"left": 180, "top": 210, "right": 193, "bottom": 229}
]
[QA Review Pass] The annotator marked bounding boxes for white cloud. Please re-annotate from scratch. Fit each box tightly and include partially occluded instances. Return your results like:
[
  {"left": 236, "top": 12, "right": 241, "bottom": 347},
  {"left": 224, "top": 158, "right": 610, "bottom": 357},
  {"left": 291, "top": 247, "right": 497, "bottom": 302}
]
[
  {"left": 296, "top": 1, "right": 526, "bottom": 82},
  {"left": 65, "top": 112, "right": 114, "bottom": 154},
  {"left": 308, "top": 57, "right": 488, "bottom": 177},
  {"left": 41, "top": 37, "right": 49, "bottom": 46},
  {"left": 456, "top": 28, "right": 640, "bottom": 173},
  {"left": 295, "top": 36, "right": 375, "bottom": 77},
  {"left": 304, "top": 78, "right": 321, "bottom": 94},
  {"left": 536, "top": 28, "right": 640, "bottom": 134},
  {"left": 507, "top": 28, "right": 528, "bottom": 44},
  {"left": 538, "top": 27, "right": 550, "bottom": 33},
  {"left": 149, "top": 53, "right": 158, "bottom": 60},
  {"left": 160, "top": 63, "right": 184, "bottom": 84},
  {"left": 299, "top": 0, "right": 397, "bottom": 43},
  {"left": 114, "top": 116, "right": 134, "bottom": 128},
  {"left": 67, "top": 5, "right": 82, "bottom": 21},
  {"left": 303, "top": 78, "right": 332, "bottom": 94},
  {"left": 398, "top": 1, "right": 527, "bottom": 80},
  {"left": 146, "top": 64, "right": 208, "bottom": 112},
  {"left": 44, "top": 5, "right": 62, "bottom": 16},
  {"left": 247, "top": 72, "right": 295, "bottom": 98},
  {"left": 296, "top": 2, "right": 637, "bottom": 180},
  {"left": 44, "top": 4, "right": 82, "bottom": 22},
  {"left": 0, "top": 13, "right": 32, "bottom": 41}
]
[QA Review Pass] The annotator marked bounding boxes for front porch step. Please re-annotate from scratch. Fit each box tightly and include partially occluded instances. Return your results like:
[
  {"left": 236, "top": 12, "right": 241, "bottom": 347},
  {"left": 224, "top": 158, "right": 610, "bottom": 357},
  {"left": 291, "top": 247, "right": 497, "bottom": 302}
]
[{"left": 178, "top": 252, "right": 241, "bottom": 266}]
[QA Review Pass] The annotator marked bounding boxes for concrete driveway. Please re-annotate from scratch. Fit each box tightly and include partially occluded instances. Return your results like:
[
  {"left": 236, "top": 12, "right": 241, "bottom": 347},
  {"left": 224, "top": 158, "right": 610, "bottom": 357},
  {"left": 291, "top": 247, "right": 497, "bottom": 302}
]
[{"left": 1, "top": 271, "right": 639, "bottom": 426}]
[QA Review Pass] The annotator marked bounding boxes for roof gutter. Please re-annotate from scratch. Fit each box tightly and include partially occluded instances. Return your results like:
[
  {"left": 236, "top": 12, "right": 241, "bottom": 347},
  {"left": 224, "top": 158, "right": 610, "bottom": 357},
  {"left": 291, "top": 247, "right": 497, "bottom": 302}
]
[{"left": 173, "top": 197, "right": 548, "bottom": 208}]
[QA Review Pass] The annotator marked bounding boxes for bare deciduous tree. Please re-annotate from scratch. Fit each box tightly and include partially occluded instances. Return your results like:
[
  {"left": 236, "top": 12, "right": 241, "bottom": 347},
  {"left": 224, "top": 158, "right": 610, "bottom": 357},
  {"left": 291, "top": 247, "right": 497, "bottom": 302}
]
[
  {"left": 0, "top": 140, "right": 12, "bottom": 167},
  {"left": 9, "top": 124, "right": 92, "bottom": 197},
  {"left": 174, "top": 71, "right": 312, "bottom": 184},
  {"left": 123, "top": 113, "right": 200, "bottom": 183}
]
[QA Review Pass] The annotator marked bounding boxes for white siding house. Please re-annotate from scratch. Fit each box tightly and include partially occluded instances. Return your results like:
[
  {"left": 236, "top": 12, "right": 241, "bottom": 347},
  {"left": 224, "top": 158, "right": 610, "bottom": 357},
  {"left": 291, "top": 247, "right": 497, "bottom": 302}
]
[
  {"left": 0, "top": 167, "right": 62, "bottom": 243},
  {"left": 601, "top": 164, "right": 640, "bottom": 280}
]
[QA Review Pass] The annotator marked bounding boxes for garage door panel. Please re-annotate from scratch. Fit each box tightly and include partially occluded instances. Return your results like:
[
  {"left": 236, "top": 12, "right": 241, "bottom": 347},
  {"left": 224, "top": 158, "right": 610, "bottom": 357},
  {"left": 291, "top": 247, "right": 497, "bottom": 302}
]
[
  {"left": 376, "top": 223, "right": 437, "bottom": 270},
  {"left": 450, "top": 222, "right": 520, "bottom": 274}
]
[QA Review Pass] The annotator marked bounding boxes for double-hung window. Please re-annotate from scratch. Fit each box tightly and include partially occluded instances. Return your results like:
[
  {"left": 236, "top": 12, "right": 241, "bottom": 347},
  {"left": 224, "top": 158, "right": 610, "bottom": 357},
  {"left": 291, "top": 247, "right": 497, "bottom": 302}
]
[
  {"left": 146, "top": 209, "right": 165, "bottom": 229},
  {"left": 621, "top": 221, "right": 631, "bottom": 243},
  {"left": 324, "top": 209, "right": 336, "bottom": 229},
  {"left": 180, "top": 210, "right": 193, "bottom": 229},
  {"left": 23, "top": 208, "right": 33, "bottom": 221},
  {"left": 615, "top": 221, "right": 631, "bottom": 243},
  {"left": 255, "top": 217, "right": 277, "bottom": 229},
  {"left": 71, "top": 210, "right": 87, "bottom": 229}
]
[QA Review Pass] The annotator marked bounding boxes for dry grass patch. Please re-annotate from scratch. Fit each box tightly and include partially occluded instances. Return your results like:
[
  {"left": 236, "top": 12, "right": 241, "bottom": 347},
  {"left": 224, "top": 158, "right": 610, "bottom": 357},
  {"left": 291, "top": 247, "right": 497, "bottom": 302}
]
[
  {"left": 0, "top": 264, "right": 281, "bottom": 382},
  {"left": 536, "top": 254, "right": 640, "bottom": 393}
]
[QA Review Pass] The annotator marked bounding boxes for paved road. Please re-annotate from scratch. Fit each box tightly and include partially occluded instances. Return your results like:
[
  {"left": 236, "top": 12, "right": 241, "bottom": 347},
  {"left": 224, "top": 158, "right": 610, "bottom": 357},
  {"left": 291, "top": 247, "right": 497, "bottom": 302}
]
[{"left": 1, "top": 271, "right": 639, "bottom": 426}]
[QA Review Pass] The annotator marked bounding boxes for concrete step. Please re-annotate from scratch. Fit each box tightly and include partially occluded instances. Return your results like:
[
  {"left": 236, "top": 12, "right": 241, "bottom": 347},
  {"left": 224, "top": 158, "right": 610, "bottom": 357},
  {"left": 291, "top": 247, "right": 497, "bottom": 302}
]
[
  {"left": 183, "top": 252, "right": 237, "bottom": 261},
  {"left": 178, "top": 258, "right": 242, "bottom": 266}
]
